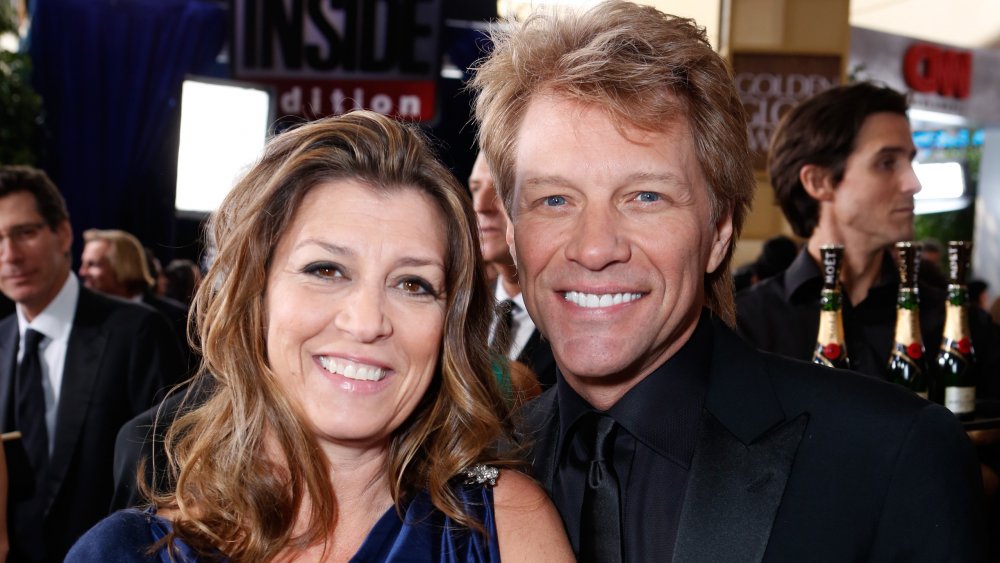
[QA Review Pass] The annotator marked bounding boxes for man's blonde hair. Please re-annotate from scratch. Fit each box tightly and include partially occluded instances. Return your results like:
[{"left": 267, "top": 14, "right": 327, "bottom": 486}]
[
  {"left": 83, "top": 229, "right": 154, "bottom": 295},
  {"left": 470, "top": 1, "right": 754, "bottom": 324}
]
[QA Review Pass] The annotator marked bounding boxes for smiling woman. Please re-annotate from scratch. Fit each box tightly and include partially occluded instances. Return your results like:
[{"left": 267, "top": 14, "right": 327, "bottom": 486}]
[{"left": 65, "top": 111, "right": 573, "bottom": 562}]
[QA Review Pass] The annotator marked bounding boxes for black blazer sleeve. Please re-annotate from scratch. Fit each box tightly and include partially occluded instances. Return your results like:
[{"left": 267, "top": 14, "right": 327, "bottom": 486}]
[{"left": 870, "top": 402, "right": 985, "bottom": 561}]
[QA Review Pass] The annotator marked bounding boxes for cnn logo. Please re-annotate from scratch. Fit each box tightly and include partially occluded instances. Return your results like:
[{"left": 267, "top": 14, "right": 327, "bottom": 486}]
[{"left": 903, "top": 44, "right": 972, "bottom": 100}]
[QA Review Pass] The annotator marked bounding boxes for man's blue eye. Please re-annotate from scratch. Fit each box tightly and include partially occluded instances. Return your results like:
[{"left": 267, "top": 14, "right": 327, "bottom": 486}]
[
  {"left": 544, "top": 195, "right": 566, "bottom": 207},
  {"left": 637, "top": 192, "right": 660, "bottom": 203}
]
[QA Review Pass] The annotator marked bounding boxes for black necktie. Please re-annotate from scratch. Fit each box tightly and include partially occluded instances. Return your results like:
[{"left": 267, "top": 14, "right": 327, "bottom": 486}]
[
  {"left": 15, "top": 328, "right": 49, "bottom": 478},
  {"left": 580, "top": 414, "right": 623, "bottom": 563}
]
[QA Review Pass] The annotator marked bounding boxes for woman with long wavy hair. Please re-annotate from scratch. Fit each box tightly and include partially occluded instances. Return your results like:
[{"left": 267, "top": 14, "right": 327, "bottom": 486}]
[{"left": 67, "top": 111, "right": 571, "bottom": 562}]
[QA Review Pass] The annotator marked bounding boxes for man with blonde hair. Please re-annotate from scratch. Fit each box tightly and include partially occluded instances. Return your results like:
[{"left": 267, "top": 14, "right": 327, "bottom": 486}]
[
  {"left": 80, "top": 229, "right": 190, "bottom": 374},
  {"left": 470, "top": 1, "right": 983, "bottom": 560},
  {"left": 79, "top": 229, "right": 154, "bottom": 299}
]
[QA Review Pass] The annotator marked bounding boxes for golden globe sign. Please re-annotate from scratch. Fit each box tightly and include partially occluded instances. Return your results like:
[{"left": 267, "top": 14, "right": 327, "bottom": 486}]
[
  {"left": 732, "top": 53, "right": 841, "bottom": 170},
  {"left": 233, "top": 0, "right": 442, "bottom": 121}
]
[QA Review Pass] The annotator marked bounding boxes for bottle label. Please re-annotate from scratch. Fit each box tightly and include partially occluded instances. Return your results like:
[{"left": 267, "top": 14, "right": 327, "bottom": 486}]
[
  {"left": 815, "top": 309, "right": 846, "bottom": 347},
  {"left": 893, "top": 308, "right": 922, "bottom": 349},
  {"left": 813, "top": 308, "right": 847, "bottom": 368},
  {"left": 941, "top": 304, "right": 974, "bottom": 357},
  {"left": 945, "top": 386, "right": 976, "bottom": 415}
]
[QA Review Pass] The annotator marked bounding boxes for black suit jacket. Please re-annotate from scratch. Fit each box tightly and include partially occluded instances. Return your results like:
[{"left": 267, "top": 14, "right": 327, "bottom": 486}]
[
  {"left": 517, "top": 328, "right": 557, "bottom": 390},
  {"left": 0, "top": 286, "right": 184, "bottom": 562},
  {"left": 142, "top": 291, "right": 196, "bottom": 381},
  {"left": 110, "top": 376, "right": 213, "bottom": 510},
  {"left": 518, "top": 316, "right": 984, "bottom": 562}
]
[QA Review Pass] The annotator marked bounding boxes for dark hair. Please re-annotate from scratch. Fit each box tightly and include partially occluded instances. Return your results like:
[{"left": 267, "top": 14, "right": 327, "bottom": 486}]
[
  {"left": 164, "top": 259, "right": 199, "bottom": 305},
  {"left": 768, "top": 82, "right": 909, "bottom": 237},
  {"left": 753, "top": 235, "right": 798, "bottom": 281},
  {"left": 968, "top": 279, "right": 988, "bottom": 307},
  {"left": 0, "top": 165, "right": 70, "bottom": 229}
]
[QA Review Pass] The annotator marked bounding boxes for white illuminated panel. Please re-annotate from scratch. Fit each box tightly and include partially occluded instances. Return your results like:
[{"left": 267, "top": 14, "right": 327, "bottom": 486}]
[
  {"left": 908, "top": 108, "right": 969, "bottom": 127},
  {"left": 175, "top": 79, "right": 271, "bottom": 214},
  {"left": 914, "top": 161, "right": 969, "bottom": 214}
]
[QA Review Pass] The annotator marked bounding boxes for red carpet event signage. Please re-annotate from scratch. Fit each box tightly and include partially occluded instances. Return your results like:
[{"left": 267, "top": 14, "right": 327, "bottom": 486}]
[
  {"left": 902, "top": 44, "right": 972, "bottom": 100},
  {"left": 232, "top": 0, "right": 442, "bottom": 121},
  {"left": 732, "top": 53, "right": 842, "bottom": 170}
]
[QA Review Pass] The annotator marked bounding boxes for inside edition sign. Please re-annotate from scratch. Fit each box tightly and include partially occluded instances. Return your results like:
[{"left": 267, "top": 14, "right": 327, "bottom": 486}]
[{"left": 233, "top": 0, "right": 442, "bottom": 121}]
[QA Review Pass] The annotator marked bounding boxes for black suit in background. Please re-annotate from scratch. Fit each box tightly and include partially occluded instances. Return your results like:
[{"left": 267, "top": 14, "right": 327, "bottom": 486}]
[
  {"left": 516, "top": 329, "right": 556, "bottom": 390},
  {"left": 142, "top": 291, "right": 196, "bottom": 380},
  {"left": 109, "top": 377, "right": 213, "bottom": 510},
  {"left": 736, "top": 248, "right": 1000, "bottom": 398},
  {"left": 517, "top": 314, "right": 984, "bottom": 562},
  {"left": 0, "top": 286, "right": 184, "bottom": 562}
]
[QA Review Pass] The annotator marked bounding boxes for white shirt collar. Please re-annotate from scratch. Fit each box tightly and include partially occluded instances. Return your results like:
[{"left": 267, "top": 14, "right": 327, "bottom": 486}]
[
  {"left": 17, "top": 272, "right": 79, "bottom": 341},
  {"left": 494, "top": 278, "right": 526, "bottom": 311}
]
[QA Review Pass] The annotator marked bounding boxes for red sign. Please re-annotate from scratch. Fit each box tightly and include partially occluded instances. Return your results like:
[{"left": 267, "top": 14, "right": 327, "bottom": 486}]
[
  {"left": 272, "top": 78, "right": 435, "bottom": 121},
  {"left": 233, "top": 0, "right": 442, "bottom": 122},
  {"left": 902, "top": 44, "right": 972, "bottom": 99}
]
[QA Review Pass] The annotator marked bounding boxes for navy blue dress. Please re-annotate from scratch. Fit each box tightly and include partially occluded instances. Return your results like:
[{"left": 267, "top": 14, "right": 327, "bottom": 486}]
[{"left": 66, "top": 478, "right": 501, "bottom": 562}]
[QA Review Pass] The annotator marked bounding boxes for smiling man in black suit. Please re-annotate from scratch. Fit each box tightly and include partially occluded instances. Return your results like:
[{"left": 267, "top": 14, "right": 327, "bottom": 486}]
[
  {"left": 470, "top": 2, "right": 984, "bottom": 561},
  {"left": 0, "top": 166, "right": 183, "bottom": 562}
]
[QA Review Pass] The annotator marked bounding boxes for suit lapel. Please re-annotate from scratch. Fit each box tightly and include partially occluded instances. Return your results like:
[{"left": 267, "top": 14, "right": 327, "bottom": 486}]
[
  {"left": 673, "top": 412, "right": 807, "bottom": 563},
  {"left": 517, "top": 389, "right": 560, "bottom": 493},
  {"left": 0, "top": 316, "right": 18, "bottom": 429},
  {"left": 45, "top": 289, "right": 106, "bottom": 508},
  {"left": 673, "top": 318, "right": 806, "bottom": 563}
]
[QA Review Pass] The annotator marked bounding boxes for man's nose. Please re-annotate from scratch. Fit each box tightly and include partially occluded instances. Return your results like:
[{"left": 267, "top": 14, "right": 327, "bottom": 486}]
[
  {"left": 564, "top": 205, "right": 630, "bottom": 270},
  {"left": 473, "top": 187, "right": 500, "bottom": 214}
]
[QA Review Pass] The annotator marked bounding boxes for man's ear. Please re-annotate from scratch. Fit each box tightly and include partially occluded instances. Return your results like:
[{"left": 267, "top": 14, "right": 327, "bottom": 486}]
[
  {"left": 706, "top": 210, "right": 733, "bottom": 275},
  {"left": 504, "top": 208, "right": 516, "bottom": 264},
  {"left": 800, "top": 164, "right": 835, "bottom": 202}
]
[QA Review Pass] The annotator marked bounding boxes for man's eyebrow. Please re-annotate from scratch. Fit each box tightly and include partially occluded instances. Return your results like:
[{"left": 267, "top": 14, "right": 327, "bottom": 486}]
[
  {"left": 522, "top": 171, "right": 691, "bottom": 189},
  {"left": 629, "top": 171, "right": 692, "bottom": 187},
  {"left": 522, "top": 175, "right": 574, "bottom": 189},
  {"left": 874, "top": 145, "right": 918, "bottom": 160}
]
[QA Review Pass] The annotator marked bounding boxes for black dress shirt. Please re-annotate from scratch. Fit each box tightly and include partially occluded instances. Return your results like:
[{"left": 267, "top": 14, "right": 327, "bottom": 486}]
[
  {"left": 736, "top": 248, "right": 1000, "bottom": 398},
  {"left": 552, "top": 316, "right": 711, "bottom": 562}
]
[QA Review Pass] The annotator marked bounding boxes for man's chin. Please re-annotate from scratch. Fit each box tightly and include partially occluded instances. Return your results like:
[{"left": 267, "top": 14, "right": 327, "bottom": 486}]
[{"left": 557, "top": 355, "right": 645, "bottom": 386}]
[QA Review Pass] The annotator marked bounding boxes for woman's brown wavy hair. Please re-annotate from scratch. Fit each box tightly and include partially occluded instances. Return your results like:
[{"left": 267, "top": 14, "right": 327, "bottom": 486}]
[{"left": 151, "top": 111, "right": 513, "bottom": 561}]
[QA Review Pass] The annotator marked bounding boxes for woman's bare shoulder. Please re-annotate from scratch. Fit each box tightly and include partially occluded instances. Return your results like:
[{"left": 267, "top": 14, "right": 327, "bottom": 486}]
[{"left": 493, "top": 470, "right": 574, "bottom": 562}]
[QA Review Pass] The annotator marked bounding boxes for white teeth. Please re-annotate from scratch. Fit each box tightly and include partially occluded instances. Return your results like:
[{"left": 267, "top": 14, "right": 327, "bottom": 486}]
[
  {"left": 564, "top": 291, "right": 643, "bottom": 308},
  {"left": 319, "top": 356, "right": 387, "bottom": 381}
]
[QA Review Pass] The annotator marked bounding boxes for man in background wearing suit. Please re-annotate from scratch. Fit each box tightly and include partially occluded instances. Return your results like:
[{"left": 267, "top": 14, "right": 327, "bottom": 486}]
[
  {"left": 470, "top": 2, "right": 983, "bottom": 561},
  {"left": 470, "top": 151, "right": 556, "bottom": 390},
  {"left": 0, "top": 166, "right": 183, "bottom": 562},
  {"left": 79, "top": 228, "right": 193, "bottom": 378}
]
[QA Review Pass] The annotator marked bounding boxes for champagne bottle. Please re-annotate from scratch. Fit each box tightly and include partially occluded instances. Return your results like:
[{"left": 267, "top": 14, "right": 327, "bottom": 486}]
[
  {"left": 936, "top": 240, "right": 977, "bottom": 420},
  {"left": 813, "top": 244, "right": 850, "bottom": 369},
  {"left": 887, "top": 242, "right": 927, "bottom": 398}
]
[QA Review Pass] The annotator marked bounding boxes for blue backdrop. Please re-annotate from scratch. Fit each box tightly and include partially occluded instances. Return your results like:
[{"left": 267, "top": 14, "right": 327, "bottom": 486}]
[{"left": 28, "top": 0, "right": 226, "bottom": 262}]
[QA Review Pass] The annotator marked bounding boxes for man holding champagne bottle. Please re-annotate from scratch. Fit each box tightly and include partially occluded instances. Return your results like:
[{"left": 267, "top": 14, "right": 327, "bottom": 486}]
[{"left": 736, "top": 83, "right": 1000, "bottom": 401}]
